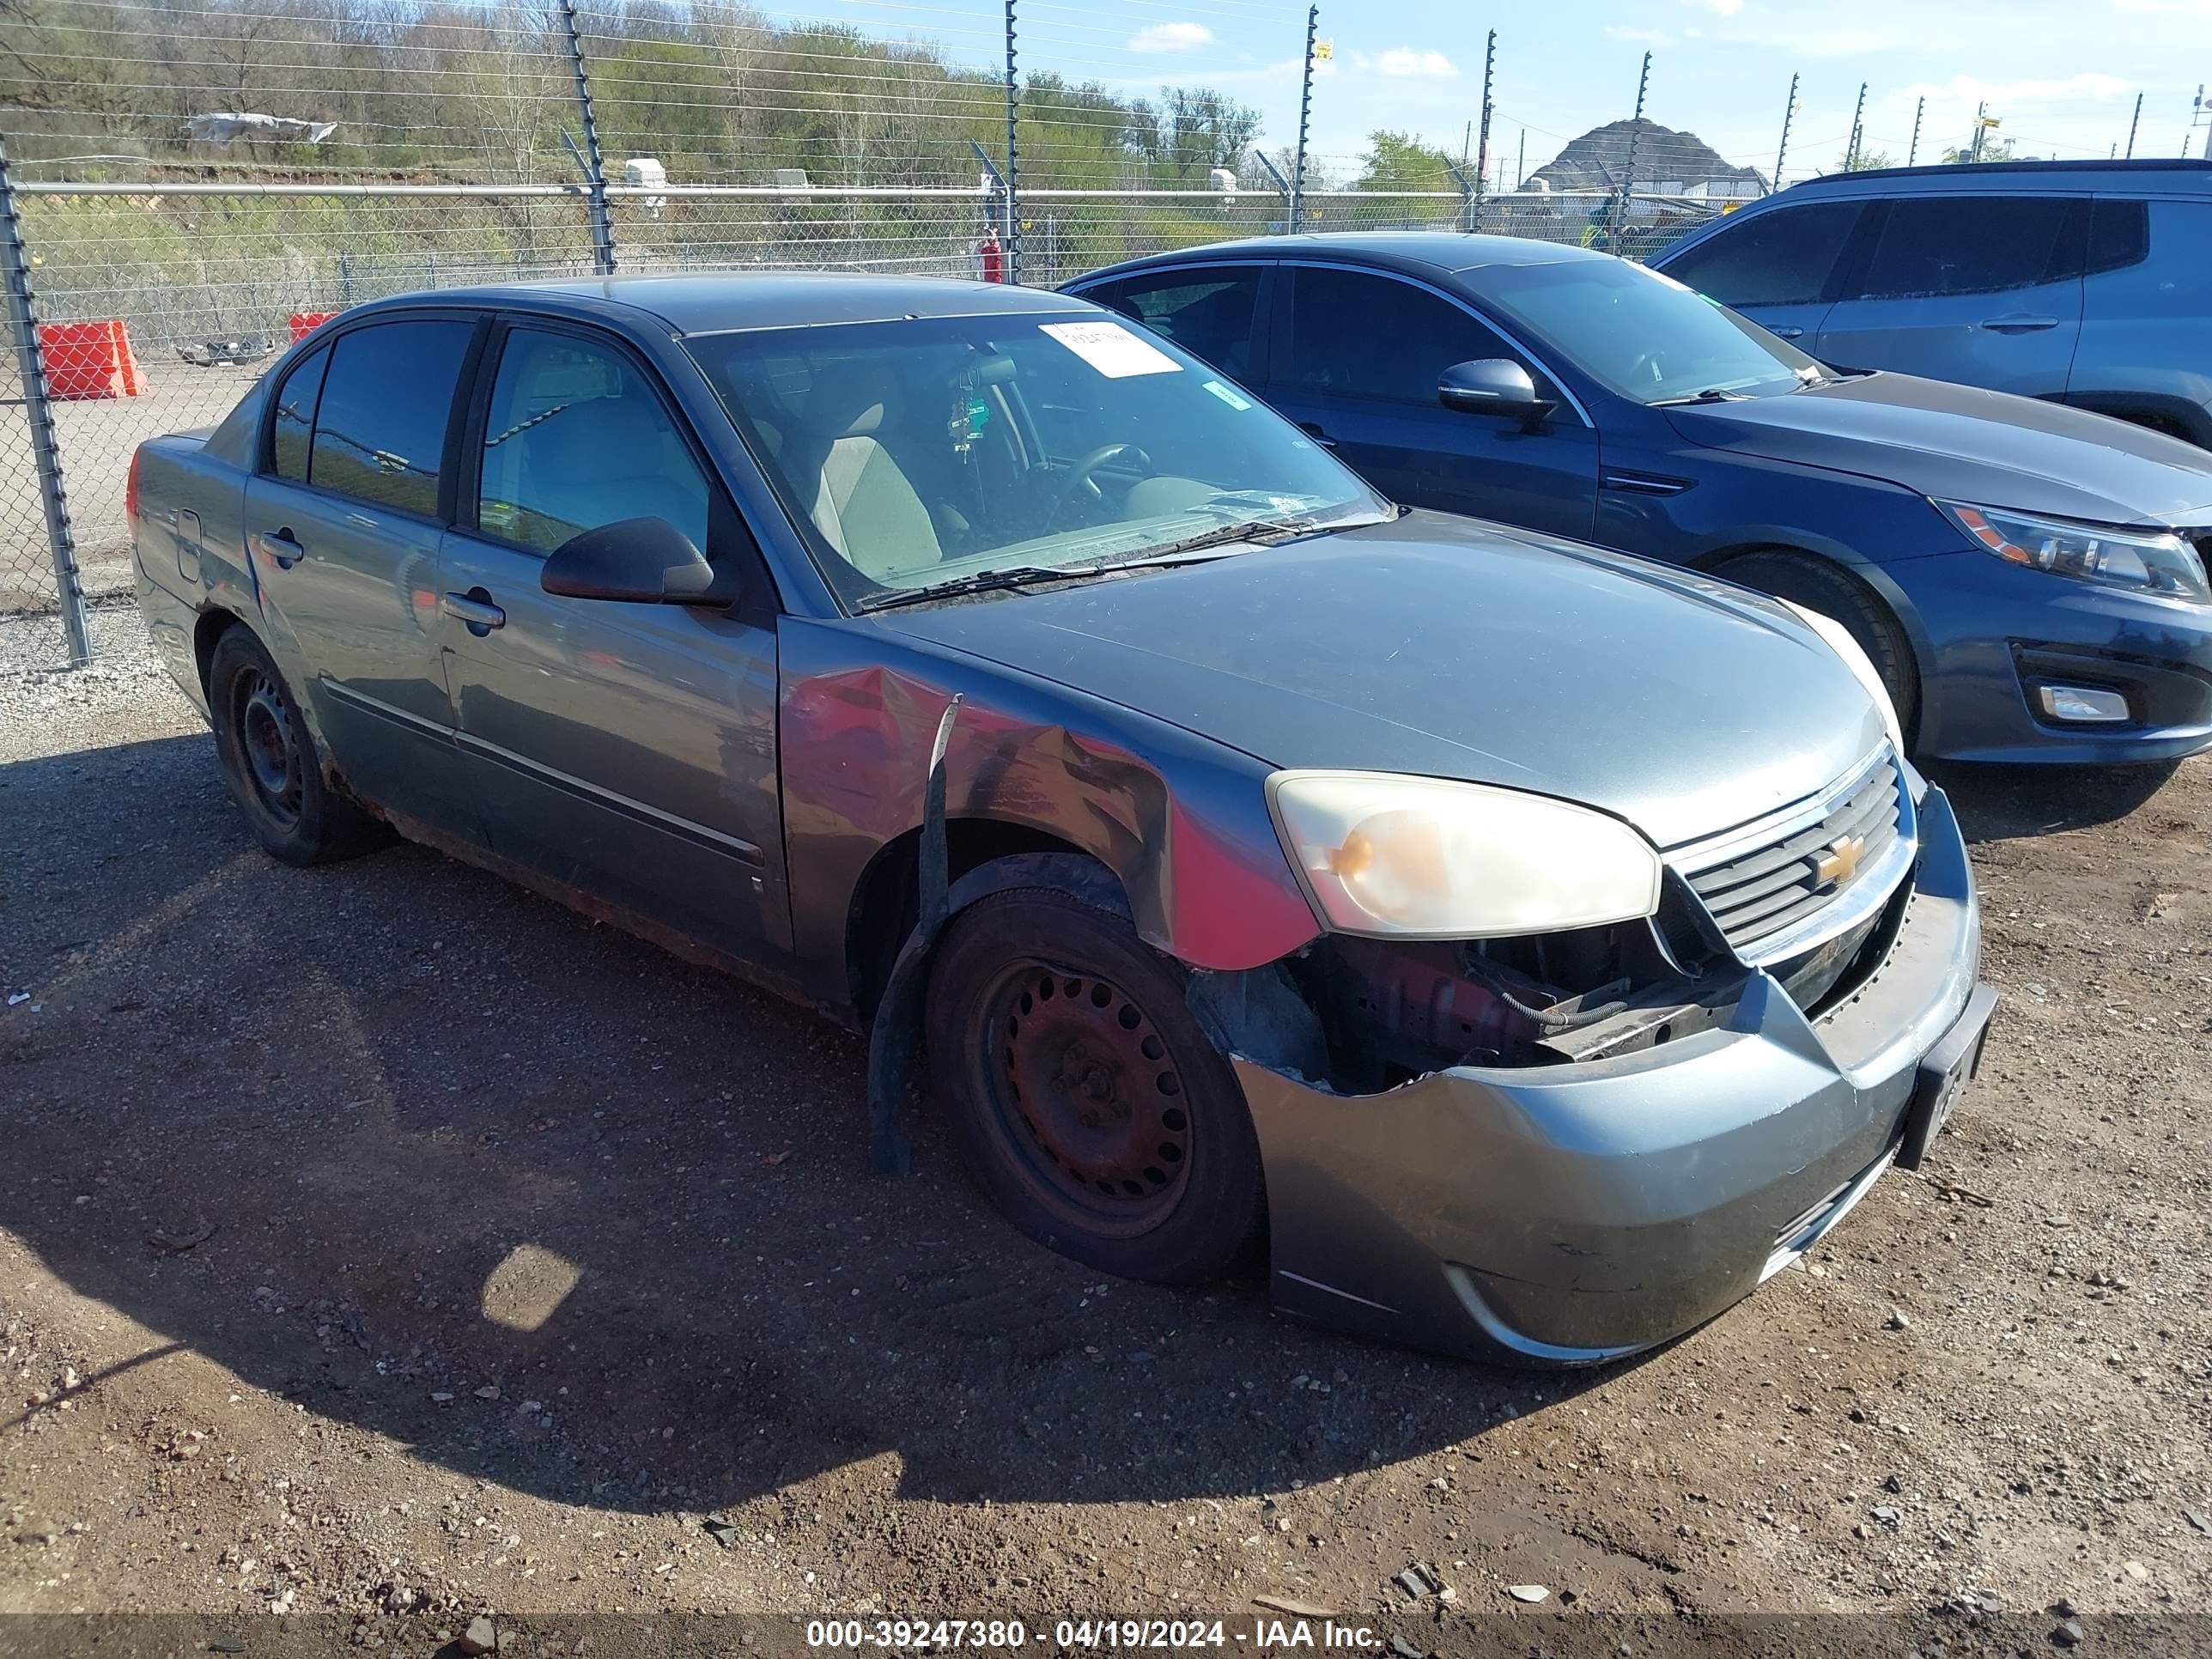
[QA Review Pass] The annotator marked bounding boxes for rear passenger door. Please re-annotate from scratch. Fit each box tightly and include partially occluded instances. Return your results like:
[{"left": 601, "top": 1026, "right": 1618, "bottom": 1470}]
[
  {"left": 434, "top": 319, "right": 792, "bottom": 960},
  {"left": 1262, "top": 264, "right": 1599, "bottom": 538},
  {"left": 1814, "top": 195, "right": 2087, "bottom": 396},
  {"left": 1657, "top": 198, "right": 1864, "bottom": 345},
  {"left": 240, "top": 312, "right": 486, "bottom": 837}
]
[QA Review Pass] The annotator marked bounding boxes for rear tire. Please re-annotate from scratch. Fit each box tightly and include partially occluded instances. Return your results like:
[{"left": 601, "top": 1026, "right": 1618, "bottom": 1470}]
[
  {"left": 926, "top": 888, "right": 1265, "bottom": 1285},
  {"left": 207, "top": 628, "right": 389, "bottom": 866},
  {"left": 1715, "top": 548, "right": 1920, "bottom": 750}
]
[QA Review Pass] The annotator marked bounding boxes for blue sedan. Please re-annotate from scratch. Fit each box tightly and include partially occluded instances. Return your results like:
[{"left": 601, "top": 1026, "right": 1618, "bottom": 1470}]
[{"left": 1068, "top": 234, "right": 2212, "bottom": 764}]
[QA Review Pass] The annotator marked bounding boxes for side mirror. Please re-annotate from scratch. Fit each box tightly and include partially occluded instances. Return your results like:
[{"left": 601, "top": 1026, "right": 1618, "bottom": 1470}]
[
  {"left": 541, "top": 516, "right": 720, "bottom": 605},
  {"left": 1438, "top": 358, "right": 1556, "bottom": 428}
]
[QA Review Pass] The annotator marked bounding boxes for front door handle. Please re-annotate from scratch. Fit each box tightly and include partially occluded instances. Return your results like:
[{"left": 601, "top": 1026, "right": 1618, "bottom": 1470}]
[
  {"left": 1980, "top": 313, "right": 2058, "bottom": 334},
  {"left": 1297, "top": 422, "right": 1338, "bottom": 448},
  {"left": 1768, "top": 325, "right": 1805, "bottom": 339},
  {"left": 441, "top": 591, "right": 506, "bottom": 632},
  {"left": 254, "top": 528, "right": 304, "bottom": 567}
]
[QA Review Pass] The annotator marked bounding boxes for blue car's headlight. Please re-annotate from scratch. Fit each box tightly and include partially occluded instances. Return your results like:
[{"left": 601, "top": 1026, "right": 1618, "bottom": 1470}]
[{"left": 1939, "top": 501, "right": 2209, "bottom": 603}]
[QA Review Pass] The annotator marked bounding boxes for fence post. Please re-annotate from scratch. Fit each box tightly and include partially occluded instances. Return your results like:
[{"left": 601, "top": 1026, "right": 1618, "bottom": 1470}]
[
  {"left": 1773, "top": 72, "right": 1798, "bottom": 191},
  {"left": 1617, "top": 50, "right": 1651, "bottom": 233},
  {"left": 1250, "top": 148, "right": 1293, "bottom": 234},
  {"left": 556, "top": 0, "right": 617, "bottom": 274},
  {"left": 1003, "top": 0, "right": 1021, "bottom": 283},
  {"left": 1474, "top": 30, "right": 1495, "bottom": 208},
  {"left": 1845, "top": 82, "right": 1866, "bottom": 169},
  {"left": 1907, "top": 95, "right": 1923, "bottom": 166},
  {"left": 0, "top": 137, "right": 90, "bottom": 667},
  {"left": 2125, "top": 90, "right": 2142, "bottom": 159},
  {"left": 1291, "top": 5, "right": 1317, "bottom": 233}
]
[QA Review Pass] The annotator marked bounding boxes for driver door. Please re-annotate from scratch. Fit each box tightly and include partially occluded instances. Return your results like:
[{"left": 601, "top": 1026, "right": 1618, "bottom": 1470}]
[{"left": 434, "top": 319, "right": 793, "bottom": 959}]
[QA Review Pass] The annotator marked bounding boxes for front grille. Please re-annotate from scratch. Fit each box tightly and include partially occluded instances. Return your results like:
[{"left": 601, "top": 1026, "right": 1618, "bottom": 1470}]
[{"left": 1680, "top": 751, "right": 1904, "bottom": 957}]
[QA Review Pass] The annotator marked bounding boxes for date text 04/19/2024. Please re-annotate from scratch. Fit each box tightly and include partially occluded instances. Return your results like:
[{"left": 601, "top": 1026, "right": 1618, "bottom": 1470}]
[{"left": 804, "top": 1618, "right": 1389, "bottom": 1650}]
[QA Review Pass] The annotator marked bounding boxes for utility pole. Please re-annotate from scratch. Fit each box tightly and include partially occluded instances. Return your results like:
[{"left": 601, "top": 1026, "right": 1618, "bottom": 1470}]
[
  {"left": 2126, "top": 89, "right": 2142, "bottom": 159},
  {"left": 2192, "top": 84, "right": 2206, "bottom": 156},
  {"left": 1475, "top": 29, "right": 1496, "bottom": 204},
  {"left": 1907, "top": 95, "right": 1923, "bottom": 166},
  {"left": 1970, "top": 100, "right": 1987, "bottom": 161},
  {"left": 1774, "top": 72, "right": 1798, "bottom": 189},
  {"left": 1516, "top": 128, "right": 1526, "bottom": 192},
  {"left": 1845, "top": 80, "right": 1867, "bottom": 169}
]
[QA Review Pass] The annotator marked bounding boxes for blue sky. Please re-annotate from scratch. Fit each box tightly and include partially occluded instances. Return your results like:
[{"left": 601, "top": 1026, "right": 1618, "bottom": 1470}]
[{"left": 1008, "top": 0, "right": 2212, "bottom": 184}]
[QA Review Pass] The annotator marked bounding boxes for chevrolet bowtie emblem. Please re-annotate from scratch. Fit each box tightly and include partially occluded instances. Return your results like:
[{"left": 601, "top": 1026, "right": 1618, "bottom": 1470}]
[{"left": 1815, "top": 834, "right": 1867, "bottom": 886}]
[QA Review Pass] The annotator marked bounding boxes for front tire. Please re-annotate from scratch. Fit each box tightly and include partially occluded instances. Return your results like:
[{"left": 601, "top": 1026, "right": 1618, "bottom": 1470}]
[
  {"left": 207, "top": 628, "right": 388, "bottom": 866},
  {"left": 926, "top": 888, "right": 1265, "bottom": 1284}
]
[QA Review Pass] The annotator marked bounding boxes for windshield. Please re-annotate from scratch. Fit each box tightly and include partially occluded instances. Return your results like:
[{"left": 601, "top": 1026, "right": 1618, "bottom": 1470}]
[
  {"left": 686, "top": 312, "right": 1388, "bottom": 608},
  {"left": 1479, "top": 258, "right": 1827, "bottom": 404}
]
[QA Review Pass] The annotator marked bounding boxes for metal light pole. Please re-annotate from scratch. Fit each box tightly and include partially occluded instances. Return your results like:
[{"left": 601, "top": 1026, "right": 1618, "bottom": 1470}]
[
  {"left": 1774, "top": 72, "right": 1798, "bottom": 189},
  {"left": 2125, "top": 89, "right": 2142, "bottom": 159},
  {"left": 1846, "top": 81, "right": 1867, "bottom": 169},
  {"left": 1291, "top": 4, "right": 1317, "bottom": 233},
  {"left": 1908, "top": 95, "right": 1923, "bottom": 166}
]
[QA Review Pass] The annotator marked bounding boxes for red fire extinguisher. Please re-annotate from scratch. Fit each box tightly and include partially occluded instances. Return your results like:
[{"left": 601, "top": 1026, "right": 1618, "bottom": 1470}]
[{"left": 977, "top": 228, "right": 1005, "bottom": 284}]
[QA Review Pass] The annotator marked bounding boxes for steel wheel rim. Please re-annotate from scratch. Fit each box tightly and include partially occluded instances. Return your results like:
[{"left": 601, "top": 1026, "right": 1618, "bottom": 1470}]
[
  {"left": 235, "top": 668, "right": 303, "bottom": 827},
  {"left": 978, "top": 960, "right": 1194, "bottom": 1237}
]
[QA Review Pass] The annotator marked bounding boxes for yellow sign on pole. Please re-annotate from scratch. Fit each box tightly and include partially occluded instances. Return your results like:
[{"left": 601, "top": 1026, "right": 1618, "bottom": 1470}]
[
  {"left": 1978, "top": 114, "right": 2002, "bottom": 128},
  {"left": 1313, "top": 38, "right": 1334, "bottom": 60}
]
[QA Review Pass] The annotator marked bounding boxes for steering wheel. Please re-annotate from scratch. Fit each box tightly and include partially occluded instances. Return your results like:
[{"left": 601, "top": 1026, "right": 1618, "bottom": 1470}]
[{"left": 1043, "top": 443, "right": 1153, "bottom": 528}]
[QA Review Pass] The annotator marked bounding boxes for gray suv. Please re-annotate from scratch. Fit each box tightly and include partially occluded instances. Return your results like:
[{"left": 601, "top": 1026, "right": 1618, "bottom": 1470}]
[{"left": 1652, "top": 159, "right": 2212, "bottom": 447}]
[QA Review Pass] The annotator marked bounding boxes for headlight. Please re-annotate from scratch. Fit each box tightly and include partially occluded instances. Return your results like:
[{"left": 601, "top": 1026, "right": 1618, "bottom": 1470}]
[
  {"left": 1938, "top": 501, "right": 2209, "bottom": 602},
  {"left": 1778, "top": 599, "right": 1905, "bottom": 757},
  {"left": 1266, "top": 771, "right": 1662, "bottom": 939}
]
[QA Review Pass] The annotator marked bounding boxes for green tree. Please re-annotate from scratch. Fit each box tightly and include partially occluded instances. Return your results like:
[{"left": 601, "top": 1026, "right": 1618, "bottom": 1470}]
[{"left": 1353, "top": 131, "right": 1457, "bottom": 191}]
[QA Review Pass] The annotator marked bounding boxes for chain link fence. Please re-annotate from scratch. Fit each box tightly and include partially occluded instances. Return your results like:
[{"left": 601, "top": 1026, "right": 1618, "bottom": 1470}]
[{"left": 0, "top": 0, "right": 1729, "bottom": 659}]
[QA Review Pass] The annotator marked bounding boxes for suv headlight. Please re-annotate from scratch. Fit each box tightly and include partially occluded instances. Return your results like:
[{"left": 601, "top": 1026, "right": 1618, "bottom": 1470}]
[
  {"left": 1267, "top": 771, "right": 1662, "bottom": 939},
  {"left": 1939, "top": 501, "right": 2209, "bottom": 602}
]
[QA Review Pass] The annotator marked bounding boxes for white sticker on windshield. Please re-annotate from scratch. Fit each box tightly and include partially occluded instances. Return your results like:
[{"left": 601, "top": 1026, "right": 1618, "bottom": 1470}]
[
  {"left": 1201, "top": 378, "right": 1253, "bottom": 410},
  {"left": 1040, "top": 320, "right": 1182, "bottom": 378}
]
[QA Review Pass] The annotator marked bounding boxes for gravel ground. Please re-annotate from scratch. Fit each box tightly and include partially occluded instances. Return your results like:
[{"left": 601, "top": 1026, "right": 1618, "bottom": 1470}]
[{"left": 3, "top": 605, "right": 2209, "bottom": 1654}]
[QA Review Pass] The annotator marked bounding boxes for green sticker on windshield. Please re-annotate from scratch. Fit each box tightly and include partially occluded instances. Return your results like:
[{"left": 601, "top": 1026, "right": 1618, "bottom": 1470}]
[{"left": 1202, "top": 378, "right": 1253, "bottom": 411}]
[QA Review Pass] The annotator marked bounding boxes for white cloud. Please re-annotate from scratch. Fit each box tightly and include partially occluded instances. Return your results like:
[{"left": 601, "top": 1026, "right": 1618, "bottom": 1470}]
[
  {"left": 1127, "top": 21, "right": 1213, "bottom": 52},
  {"left": 1901, "top": 71, "right": 2134, "bottom": 106},
  {"left": 1355, "top": 47, "right": 1458, "bottom": 78},
  {"left": 1688, "top": 0, "right": 1744, "bottom": 14},
  {"left": 1607, "top": 25, "right": 1674, "bottom": 46},
  {"left": 2112, "top": 0, "right": 2211, "bottom": 12}
]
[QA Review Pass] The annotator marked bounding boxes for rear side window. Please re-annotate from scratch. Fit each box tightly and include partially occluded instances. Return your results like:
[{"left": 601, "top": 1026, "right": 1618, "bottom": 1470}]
[
  {"left": 1097, "top": 268, "right": 1263, "bottom": 380},
  {"left": 307, "top": 319, "right": 474, "bottom": 517},
  {"left": 1662, "top": 201, "right": 1863, "bottom": 307},
  {"left": 1849, "top": 197, "right": 2084, "bottom": 300},
  {"left": 2087, "top": 198, "right": 2149, "bottom": 276},
  {"left": 1282, "top": 266, "right": 1521, "bottom": 405},
  {"left": 269, "top": 345, "right": 328, "bottom": 483}
]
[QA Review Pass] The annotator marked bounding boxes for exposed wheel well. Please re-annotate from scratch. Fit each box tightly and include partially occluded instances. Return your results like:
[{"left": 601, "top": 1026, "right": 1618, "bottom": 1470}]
[
  {"left": 845, "top": 819, "right": 1118, "bottom": 1020},
  {"left": 191, "top": 607, "right": 245, "bottom": 702}
]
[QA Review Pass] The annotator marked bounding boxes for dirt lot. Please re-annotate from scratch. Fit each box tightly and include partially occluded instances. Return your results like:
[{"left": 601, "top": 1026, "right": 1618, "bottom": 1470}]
[{"left": 3, "top": 605, "right": 2209, "bottom": 1654}]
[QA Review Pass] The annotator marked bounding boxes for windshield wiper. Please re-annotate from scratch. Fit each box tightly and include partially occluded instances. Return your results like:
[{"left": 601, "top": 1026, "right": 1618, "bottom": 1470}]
[
  {"left": 1135, "top": 514, "right": 1335, "bottom": 559},
  {"left": 854, "top": 563, "right": 1107, "bottom": 612},
  {"left": 1650, "top": 386, "right": 1753, "bottom": 406}
]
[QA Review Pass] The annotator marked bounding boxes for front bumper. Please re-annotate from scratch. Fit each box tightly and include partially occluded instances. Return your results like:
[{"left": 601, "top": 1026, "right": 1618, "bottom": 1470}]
[
  {"left": 1237, "top": 784, "right": 1985, "bottom": 1366},
  {"left": 1895, "top": 550, "right": 2212, "bottom": 763}
]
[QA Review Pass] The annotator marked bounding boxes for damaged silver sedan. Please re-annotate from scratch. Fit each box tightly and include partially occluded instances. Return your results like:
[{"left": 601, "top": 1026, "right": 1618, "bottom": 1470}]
[{"left": 128, "top": 274, "right": 1995, "bottom": 1364}]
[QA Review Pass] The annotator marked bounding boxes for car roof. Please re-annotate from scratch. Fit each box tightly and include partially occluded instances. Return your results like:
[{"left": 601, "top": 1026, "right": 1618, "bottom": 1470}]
[
  {"left": 1780, "top": 158, "right": 2212, "bottom": 194},
  {"left": 1079, "top": 232, "right": 1612, "bottom": 286},
  {"left": 346, "top": 271, "right": 1093, "bottom": 335}
]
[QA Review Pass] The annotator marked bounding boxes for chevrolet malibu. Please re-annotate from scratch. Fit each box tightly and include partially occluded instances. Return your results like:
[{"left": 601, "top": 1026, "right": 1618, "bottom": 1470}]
[{"left": 128, "top": 276, "right": 1995, "bottom": 1364}]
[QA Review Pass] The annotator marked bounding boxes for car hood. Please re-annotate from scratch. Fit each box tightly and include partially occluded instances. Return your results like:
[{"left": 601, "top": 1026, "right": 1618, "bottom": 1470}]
[
  {"left": 872, "top": 510, "right": 1887, "bottom": 852},
  {"left": 1668, "top": 372, "right": 2212, "bottom": 526}
]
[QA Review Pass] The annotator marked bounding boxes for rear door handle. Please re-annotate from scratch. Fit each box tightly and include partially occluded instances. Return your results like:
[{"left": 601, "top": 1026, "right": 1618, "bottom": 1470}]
[
  {"left": 254, "top": 528, "right": 304, "bottom": 566},
  {"left": 1980, "top": 313, "right": 2058, "bottom": 333},
  {"left": 1768, "top": 325, "right": 1805, "bottom": 339},
  {"left": 1297, "top": 422, "right": 1338, "bottom": 448},
  {"left": 441, "top": 591, "right": 506, "bottom": 631}
]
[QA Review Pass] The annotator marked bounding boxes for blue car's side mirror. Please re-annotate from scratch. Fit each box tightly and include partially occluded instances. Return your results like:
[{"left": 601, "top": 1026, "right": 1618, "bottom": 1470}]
[{"left": 1439, "top": 358, "right": 1557, "bottom": 429}]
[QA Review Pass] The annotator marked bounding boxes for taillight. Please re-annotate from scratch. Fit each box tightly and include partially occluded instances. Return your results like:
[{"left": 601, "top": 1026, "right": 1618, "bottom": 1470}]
[{"left": 125, "top": 447, "right": 142, "bottom": 533}]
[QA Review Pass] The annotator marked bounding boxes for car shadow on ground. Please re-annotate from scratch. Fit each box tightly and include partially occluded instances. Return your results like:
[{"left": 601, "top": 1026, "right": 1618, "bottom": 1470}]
[
  {"left": 2, "top": 734, "right": 1607, "bottom": 1519},
  {"left": 1929, "top": 757, "right": 2181, "bottom": 843}
]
